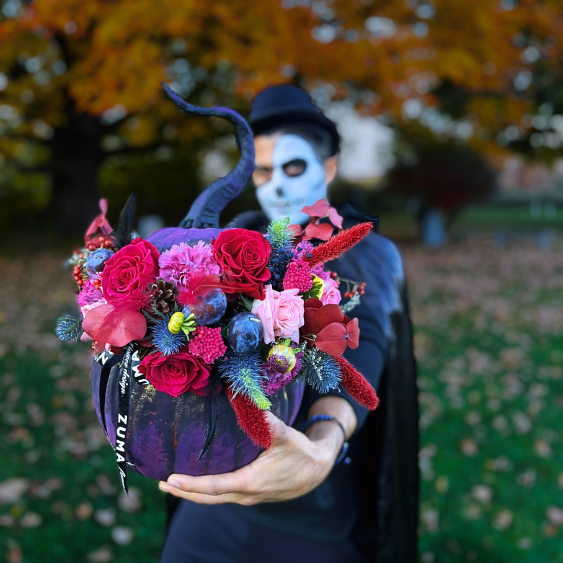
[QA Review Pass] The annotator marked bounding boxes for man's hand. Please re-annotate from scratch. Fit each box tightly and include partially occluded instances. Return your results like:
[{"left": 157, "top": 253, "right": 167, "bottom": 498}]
[{"left": 158, "top": 397, "right": 355, "bottom": 506}]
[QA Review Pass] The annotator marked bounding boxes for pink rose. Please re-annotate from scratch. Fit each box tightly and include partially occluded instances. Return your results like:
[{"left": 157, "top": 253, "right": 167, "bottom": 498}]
[
  {"left": 251, "top": 286, "right": 304, "bottom": 344},
  {"left": 275, "top": 289, "right": 305, "bottom": 342},
  {"left": 138, "top": 350, "right": 211, "bottom": 398},
  {"left": 251, "top": 285, "right": 277, "bottom": 344},
  {"left": 102, "top": 238, "right": 160, "bottom": 304},
  {"left": 320, "top": 278, "right": 342, "bottom": 305}
]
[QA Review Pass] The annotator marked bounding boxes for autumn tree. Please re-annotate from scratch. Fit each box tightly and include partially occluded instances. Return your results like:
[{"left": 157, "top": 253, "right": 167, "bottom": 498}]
[{"left": 0, "top": 0, "right": 562, "bottom": 232}]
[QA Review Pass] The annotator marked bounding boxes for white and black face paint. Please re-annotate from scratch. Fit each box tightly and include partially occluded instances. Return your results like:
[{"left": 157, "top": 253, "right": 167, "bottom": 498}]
[{"left": 256, "top": 134, "right": 328, "bottom": 225}]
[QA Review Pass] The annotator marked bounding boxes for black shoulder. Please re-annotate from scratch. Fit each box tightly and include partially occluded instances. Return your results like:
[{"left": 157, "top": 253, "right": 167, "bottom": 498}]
[{"left": 226, "top": 211, "right": 269, "bottom": 232}]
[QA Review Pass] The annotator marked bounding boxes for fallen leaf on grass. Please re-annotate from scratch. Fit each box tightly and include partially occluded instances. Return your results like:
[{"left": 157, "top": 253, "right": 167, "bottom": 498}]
[
  {"left": 547, "top": 506, "right": 563, "bottom": 526},
  {"left": 493, "top": 509, "right": 513, "bottom": 530},
  {"left": 0, "top": 479, "right": 29, "bottom": 505},
  {"left": 94, "top": 508, "right": 116, "bottom": 527},
  {"left": 20, "top": 511, "right": 42, "bottom": 528},
  {"left": 87, "top": 547, "right": 113, "bottom": 563},
  {"left": 111, "top": 526, "right": 134, "bottom": 545}
]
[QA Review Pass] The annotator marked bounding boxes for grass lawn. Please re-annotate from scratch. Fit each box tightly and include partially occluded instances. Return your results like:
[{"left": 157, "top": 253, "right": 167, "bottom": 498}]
[
  {"left": 1, "top": 233, "right": 563, "bottom": 561},
  {"left": 402, "top": 236, "right": 563, "bottom": 562}
]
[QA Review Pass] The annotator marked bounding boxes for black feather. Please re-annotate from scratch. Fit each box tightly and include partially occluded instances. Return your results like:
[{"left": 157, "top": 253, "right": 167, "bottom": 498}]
[{"left": 111, "top": 194, "right": 137, "bottom": 249}]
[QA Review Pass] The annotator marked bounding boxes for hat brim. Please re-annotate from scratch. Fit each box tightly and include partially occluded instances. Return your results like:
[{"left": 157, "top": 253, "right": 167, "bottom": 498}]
[{"left": 250, "top": 109, "right": 340, "bottom": 156}]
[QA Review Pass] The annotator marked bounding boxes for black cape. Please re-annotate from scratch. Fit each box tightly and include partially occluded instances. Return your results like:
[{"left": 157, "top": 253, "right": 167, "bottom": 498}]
[{"left": 166, "top": 205, "right": 419, "bottom": 562}]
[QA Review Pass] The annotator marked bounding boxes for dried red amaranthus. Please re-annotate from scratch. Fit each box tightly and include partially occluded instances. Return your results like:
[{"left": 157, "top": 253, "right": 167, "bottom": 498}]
[
  {"left": 303, "top": 222, "right": 372, "bottom": 268},
  {"left": 333, "top": 355, "right": 379, "bottom": 410},
  {"left": 225, "top": 387, "right": 272, "bottom": 449}
]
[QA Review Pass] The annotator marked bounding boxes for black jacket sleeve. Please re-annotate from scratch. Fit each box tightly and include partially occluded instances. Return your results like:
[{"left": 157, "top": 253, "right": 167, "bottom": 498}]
[{"left": 301, "top": 230, "right": 404, "bottom": 433}]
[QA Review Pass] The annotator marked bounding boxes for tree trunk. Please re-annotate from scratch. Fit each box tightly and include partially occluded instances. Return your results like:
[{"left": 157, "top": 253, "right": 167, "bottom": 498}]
[{"left": 49, "top": 111, "right": 105, "bottom": 235}]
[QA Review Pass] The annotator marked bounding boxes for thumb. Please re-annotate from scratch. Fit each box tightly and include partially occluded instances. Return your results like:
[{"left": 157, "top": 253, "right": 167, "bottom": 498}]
[{"left": 263, "top": 410, "right": 289, "bottom": 444}]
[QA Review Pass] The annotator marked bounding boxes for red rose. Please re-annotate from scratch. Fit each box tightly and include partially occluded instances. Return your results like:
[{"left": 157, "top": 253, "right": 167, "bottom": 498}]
[
  {"left": 138, "top": 350, "right": 211, "bottom": 398},
  {"left": 102, "top": 238, "right": 160, "bottom": 304},
  {"left": 213, "top": 229, "right": 271, "bottom": 300}
]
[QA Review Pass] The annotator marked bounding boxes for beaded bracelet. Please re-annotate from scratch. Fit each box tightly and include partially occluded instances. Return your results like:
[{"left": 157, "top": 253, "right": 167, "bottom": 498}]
[{"left": 302, "top": 414, "right": 350, "bottom": 465}]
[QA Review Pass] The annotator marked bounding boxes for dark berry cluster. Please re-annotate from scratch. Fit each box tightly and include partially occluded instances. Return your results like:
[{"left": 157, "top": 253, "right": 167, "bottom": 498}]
[{"left": 267, "top": 243, "right": 294, "bottom": 286}]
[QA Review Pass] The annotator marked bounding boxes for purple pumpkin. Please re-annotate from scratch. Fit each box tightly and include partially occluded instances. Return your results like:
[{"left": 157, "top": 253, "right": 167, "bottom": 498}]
[{"left": 90, "top": 85, "right": 304, "bottom": 481}]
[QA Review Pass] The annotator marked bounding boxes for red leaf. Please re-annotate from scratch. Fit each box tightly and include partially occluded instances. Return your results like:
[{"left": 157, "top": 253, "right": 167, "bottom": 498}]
[
  {"left": 302, "top": 199, "right": 329, "bottom": 218},
  {"left": 84, "top": 199, "right": 113, "bottom": 246},
  {"left": 82, "top": 303, "right": 147, "bottom": 352},
  {"left": 346, "top": 318, "right": 360, "bottom": 349},
  {"left": 302, "top": 300, "right": 341, "bottom": 339},
  {"left": 303, "top": 222, "right": 334, "bottom": 241},
  {"left": 315, "top": 322, "right": 348, "bottom": 356},
  {"left": 314, "top": 304, "right": 345, "bottom": 327},
  {"left": 328, "top": 207, "right": 343, "bottom": 229},
  {"left": 288, "top": 224, "right": 303, "bottom": 238}
]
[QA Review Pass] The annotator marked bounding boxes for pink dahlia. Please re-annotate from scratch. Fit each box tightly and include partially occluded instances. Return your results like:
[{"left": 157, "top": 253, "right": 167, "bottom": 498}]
[
  {"left": 159, "top": 242, "right": 222, "bottom": 288},
  {"left": 77, "top": 279, "right": 103, "bottom": 308},
  {"left": 188, "top": 326, "right": 227, "bottom": 365}
]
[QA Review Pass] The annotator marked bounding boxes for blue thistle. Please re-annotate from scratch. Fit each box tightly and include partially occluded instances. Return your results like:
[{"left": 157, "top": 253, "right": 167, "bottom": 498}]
[
  {"left": 218, "top": 353, "right": 272, "bottom": 410},
  {"left": 56, "top": 315, "right": 83, "bottom": 342},
  {"left": 151, "top": 315, "right": 187, "bottom": 355},
  {"left": 266, "top": 217, "right": 294, "bottom": 286},
  {"left": 302, "top": 348, "right": 342, "bottom": 393}
]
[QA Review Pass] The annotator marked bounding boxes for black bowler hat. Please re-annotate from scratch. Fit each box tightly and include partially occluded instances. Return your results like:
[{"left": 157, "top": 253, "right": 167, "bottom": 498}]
[{"left": 249, "top": 84, "right": 340, "bottom": 156}]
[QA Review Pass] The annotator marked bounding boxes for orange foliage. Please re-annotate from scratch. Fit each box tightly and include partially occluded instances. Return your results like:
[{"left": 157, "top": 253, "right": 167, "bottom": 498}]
[{"left": 0, "top": 0, "right": 562, "bottom": 150}]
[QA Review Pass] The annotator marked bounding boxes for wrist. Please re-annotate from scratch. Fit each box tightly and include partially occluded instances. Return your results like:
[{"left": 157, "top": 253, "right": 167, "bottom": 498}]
[
  {"left": 304, "top": 417, "right": 348, "bottom": 465},
  {"left": 307, "top": 396, "right": 358, "bottom": 439}
]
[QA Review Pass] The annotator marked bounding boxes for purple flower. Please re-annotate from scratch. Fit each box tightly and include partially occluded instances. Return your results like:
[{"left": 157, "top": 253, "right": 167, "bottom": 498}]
[
  {"left": 262, "top": 350, "right": 303, "bottom": 395},
  {"left": 293, "top": 241, "right": 330, "bottom": 281},
  {"left": 159, "top": 242, "right": 221, "bottom": 288}
]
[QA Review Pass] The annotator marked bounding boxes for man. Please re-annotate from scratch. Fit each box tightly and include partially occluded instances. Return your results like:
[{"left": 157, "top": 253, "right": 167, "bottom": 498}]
[{"left": 160, "top": 85, "right": 418, "bottom": 563}]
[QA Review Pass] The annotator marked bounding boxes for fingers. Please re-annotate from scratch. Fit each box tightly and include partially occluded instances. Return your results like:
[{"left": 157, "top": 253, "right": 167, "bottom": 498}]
[
  {"left": 158, "top": 481, "right": 259, "bottom": 506},
  {"left": 159, "top": 481, "right": 245, "bottom": 504},
  {"left": 162, "top": 470, "right": 250, "bottom": 497}
]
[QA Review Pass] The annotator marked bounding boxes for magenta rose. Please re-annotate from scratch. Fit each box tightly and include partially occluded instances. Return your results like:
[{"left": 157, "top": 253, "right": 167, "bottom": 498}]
[
  {"left": 138, "top": 350, "right": 211, "bottom": 398},
  {"left": 102, "top": 238, "right": 160, "bottom": 304},
  {"left": 213, "top": 229, "right": 271, "bottom": 300}
]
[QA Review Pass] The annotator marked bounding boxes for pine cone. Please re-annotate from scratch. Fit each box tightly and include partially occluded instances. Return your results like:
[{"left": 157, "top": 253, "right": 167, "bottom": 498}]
[{"left": 147, "top": 278, "right": 177, "bottom": 313}]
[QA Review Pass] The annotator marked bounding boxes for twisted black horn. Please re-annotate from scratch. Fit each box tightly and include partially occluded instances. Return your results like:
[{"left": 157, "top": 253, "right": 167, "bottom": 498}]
[{"left": 162, "top": 83, "right": 255, "bottom": 229}]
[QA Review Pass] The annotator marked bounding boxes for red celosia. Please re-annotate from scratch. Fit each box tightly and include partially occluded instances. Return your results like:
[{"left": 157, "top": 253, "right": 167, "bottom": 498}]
[
  {"left": 283, "top": 259, "right": 313, "bottom": 293},
  {"left": 303, "top": 222, "right": 373, "bottom": 268},
  {"left": 225, "top": 386, "right": 272, "bottom": 448},
  {"left": 333, "top": 355, "right": 379, "bottom": 410},
  {"left": 188, "top": 326, "right": 227, "bottom": 364}
]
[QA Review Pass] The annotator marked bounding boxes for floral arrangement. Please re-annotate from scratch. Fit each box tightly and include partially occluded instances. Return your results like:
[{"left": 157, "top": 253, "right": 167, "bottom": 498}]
[{"left": 57, "top": 197, "right": 378, "bottom": 448}]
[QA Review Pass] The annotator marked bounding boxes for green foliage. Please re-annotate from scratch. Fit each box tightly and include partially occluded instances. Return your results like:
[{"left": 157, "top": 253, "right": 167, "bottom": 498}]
[{"left": 266, "top": 217, "right": 293, "bottom": 249}]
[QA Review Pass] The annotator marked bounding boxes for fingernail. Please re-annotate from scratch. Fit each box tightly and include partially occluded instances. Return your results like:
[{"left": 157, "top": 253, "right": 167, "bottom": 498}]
[{"left": 168, "top": 479, "right": 180, "bottom": 489}]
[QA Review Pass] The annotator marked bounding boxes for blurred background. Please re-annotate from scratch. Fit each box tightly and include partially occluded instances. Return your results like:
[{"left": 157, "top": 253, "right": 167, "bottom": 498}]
[{"left": 1, "top": 0, "right": 563, "bottom": 561}]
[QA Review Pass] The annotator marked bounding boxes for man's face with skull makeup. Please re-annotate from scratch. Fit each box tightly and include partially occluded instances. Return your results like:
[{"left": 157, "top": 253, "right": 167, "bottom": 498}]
[{"left": 253, "top": 133, "right": 337, "bottom": 225}]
